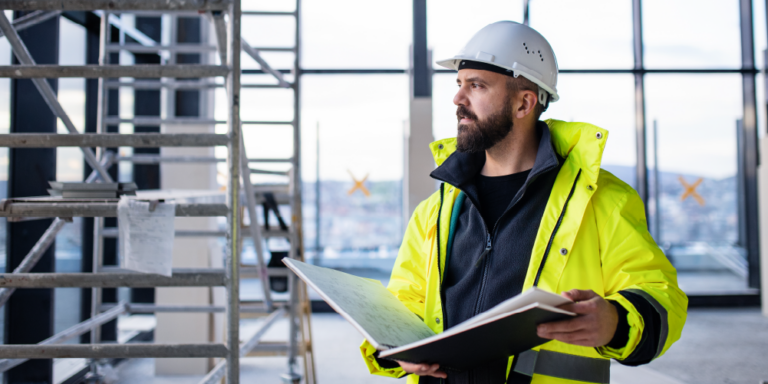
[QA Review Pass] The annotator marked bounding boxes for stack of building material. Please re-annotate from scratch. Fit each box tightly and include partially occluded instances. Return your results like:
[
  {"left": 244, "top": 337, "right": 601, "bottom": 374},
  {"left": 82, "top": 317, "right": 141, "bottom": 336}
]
[{"left": 47, "top": 182, "right": 138, "bottom": 199}]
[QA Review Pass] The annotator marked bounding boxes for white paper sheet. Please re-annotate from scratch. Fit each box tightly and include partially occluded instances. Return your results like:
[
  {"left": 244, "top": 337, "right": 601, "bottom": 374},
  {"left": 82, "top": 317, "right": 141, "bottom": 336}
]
[{"left": 118, "top": 197, "right": 176, "bottom": 276}]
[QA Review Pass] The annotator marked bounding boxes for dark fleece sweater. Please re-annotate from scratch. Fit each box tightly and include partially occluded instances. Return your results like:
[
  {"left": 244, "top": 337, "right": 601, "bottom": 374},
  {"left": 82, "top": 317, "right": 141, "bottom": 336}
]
[{"left": 429, "top": 123, "right": 560, "bottom": 384}]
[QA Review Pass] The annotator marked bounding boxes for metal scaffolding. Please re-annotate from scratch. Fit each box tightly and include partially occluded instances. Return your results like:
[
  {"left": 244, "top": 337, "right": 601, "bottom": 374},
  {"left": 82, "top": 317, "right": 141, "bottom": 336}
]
[{"left": 0, "top": 1, "right": 314, "bottom": 383}]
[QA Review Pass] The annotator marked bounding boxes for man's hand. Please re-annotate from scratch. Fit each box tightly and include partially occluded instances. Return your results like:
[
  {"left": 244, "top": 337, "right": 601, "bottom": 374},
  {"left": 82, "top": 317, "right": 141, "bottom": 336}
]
[
  {"left": 536, "top": 289, "right": 618, "bottom": 347},
  {"left": 396, "top": 361, "right": 447, "bottom": 379}
]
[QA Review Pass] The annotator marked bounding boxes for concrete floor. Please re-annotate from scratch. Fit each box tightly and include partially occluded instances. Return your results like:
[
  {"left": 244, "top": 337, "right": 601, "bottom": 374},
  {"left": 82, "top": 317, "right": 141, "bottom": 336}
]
[
  {"left": 109, "top": 308, "right": 768, "bottom": 384},
  {"left": 644, "top": 308, "right": 768, "bottom": 384}
]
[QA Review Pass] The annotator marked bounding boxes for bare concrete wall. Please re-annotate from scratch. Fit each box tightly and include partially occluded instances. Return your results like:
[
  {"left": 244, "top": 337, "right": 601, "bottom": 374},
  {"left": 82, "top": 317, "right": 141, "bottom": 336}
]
[
  {"left": 404, "top": 97, "right": 436, "bottom": 222},
  {"left": 154, "top": 124, "right": 221, "bottom": 375}
]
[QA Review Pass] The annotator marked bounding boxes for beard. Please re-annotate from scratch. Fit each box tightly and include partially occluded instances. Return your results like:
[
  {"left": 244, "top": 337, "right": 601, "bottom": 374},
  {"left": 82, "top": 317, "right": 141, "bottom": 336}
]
[{"left": 455, "top": 101, "right": 513, "bottom": 153}]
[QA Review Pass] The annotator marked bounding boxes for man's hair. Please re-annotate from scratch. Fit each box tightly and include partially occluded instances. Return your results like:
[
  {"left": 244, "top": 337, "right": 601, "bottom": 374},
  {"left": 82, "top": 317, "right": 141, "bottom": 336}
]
[{"left": 506, "top": 76, "right": 547, "bottom": 120}]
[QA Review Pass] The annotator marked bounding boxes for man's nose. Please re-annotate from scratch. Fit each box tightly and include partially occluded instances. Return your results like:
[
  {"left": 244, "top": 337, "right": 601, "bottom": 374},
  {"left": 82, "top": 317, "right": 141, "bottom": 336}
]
[{"left": 453, "top": 86, "right": 468, "bottom": 106}]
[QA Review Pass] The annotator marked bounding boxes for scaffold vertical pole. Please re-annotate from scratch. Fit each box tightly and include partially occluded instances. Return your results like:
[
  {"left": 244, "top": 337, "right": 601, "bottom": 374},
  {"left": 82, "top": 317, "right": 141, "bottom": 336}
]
[
  {"left": 89, "top": 10, "right": 110, "bottom": 352},
  {"left": 226, "top": 1, "right": 242, "bottom": 383},
  {"left": 285, "top": 0, "right": 304, "bottom": 381}
]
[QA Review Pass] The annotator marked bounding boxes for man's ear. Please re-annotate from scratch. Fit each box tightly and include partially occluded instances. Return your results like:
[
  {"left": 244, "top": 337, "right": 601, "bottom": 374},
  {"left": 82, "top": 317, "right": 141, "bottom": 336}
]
[{"left": 513, "top": 90, "right": 538, "bottom": 119}]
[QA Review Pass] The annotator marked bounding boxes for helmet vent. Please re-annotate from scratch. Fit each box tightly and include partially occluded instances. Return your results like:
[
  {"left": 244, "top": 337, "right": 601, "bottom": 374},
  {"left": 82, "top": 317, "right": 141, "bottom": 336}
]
[{"left": 523, "top": 43, "right": 544, "bottom": 61}]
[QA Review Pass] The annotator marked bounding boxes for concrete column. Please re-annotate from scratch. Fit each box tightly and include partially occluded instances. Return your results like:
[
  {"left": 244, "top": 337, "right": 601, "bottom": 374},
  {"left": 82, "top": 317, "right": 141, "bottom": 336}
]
[
  {"left": 154, "top": 125, "right": 219, "bottom": 374},
  {"left": 759, "top": 137, "right": 768, "bottom": 317},
  {"left": 404, "top": 97, "right": 436, "bottom": 219},
  {"left": 404, "top": 0, "right": 436, "bottom": 221}
]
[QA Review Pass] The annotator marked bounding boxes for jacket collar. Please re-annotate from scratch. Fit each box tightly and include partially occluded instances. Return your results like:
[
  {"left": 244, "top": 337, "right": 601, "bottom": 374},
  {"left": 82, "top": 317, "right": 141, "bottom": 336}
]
[
  {"left": 428, "top": 119, "right": 609, "bottom": 186},
  {"left": 429, "top": 121, "right": 559, "bottom": 189}
]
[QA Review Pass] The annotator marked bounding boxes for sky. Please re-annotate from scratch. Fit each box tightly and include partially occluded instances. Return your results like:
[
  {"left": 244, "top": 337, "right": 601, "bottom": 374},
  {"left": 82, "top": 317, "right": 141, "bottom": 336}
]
[{"left": 0, "top": 1, "right": 764, "bottom": 183}]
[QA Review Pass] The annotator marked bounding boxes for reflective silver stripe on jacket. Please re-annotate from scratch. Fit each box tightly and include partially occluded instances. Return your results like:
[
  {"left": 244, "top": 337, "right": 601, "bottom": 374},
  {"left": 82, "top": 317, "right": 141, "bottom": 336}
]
[
  {"left": 513, "top": 350, "right": 610, "bottom": 384},
  {"left": 625, "top": 288, "right": 669, "bottom": 359}
]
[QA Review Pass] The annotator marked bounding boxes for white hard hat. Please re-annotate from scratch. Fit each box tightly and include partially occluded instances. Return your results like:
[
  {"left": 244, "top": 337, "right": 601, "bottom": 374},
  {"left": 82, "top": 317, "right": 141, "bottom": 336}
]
[{"left": 436, "top": 21, "right": 559, "bottom": 105}]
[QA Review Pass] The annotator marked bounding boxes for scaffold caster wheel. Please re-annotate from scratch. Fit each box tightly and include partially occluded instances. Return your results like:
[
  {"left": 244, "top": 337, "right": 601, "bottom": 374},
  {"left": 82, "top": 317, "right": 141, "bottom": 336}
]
[{"left": 280, "top": 372, "right": 302, "bottom": 384}]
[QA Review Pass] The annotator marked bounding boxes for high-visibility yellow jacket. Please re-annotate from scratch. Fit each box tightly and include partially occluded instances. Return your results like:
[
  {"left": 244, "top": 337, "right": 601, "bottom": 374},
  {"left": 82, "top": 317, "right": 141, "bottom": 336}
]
[{"left": 360, "top": 119, "right": 687, "bottom": 384}]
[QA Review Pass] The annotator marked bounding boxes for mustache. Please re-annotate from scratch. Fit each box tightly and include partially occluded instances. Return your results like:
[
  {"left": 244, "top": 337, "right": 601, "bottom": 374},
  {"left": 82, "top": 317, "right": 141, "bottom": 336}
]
[{"left": 456, "top": 105, "right": 478, "bottom": 122}]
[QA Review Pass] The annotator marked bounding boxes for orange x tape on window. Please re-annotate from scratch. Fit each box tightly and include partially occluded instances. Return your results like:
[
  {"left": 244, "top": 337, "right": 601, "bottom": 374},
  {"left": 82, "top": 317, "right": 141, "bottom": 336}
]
[
  {"left": 678, "top": 176, "right": 705, "bottom": 206},
  {"left": 347, "top": 170, "right": 370, "bottom": 197}
]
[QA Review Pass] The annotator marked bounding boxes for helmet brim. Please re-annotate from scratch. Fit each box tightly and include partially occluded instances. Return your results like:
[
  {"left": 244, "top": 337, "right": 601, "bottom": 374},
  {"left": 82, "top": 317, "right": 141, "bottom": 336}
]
[{"left": 435, "top": 56, "right": 559, "bottom": 102}]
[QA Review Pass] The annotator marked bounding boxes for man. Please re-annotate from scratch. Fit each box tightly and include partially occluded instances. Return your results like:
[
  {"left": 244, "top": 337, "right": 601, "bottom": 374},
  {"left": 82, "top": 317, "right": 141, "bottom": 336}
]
[{"left": 360, "top": 21, "right": 687, "bottom": 384}]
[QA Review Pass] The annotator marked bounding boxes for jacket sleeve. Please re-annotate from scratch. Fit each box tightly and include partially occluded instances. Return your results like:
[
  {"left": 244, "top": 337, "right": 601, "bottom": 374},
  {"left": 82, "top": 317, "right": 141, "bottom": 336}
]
[
  {"left": 594, "top": 187, "right": 688, "bottom": 365},
  {"left": 360, "top": 197, "right": 434, "bottom": 377}
]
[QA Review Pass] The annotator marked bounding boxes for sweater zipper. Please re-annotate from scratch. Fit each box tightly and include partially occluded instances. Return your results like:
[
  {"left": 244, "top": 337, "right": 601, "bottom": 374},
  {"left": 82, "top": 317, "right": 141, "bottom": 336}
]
[
  {"left": 472, "top": 233, "right": 493, "bottom": 268},
  {"left": 471, "top": 233, "right": 493, "bottom": 316}
]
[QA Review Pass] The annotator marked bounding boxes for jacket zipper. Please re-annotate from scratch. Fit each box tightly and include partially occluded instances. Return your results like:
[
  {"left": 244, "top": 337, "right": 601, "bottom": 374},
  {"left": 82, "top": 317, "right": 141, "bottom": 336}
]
[{"left": 533, "top": 169, "right": 582, "bottom": 287}]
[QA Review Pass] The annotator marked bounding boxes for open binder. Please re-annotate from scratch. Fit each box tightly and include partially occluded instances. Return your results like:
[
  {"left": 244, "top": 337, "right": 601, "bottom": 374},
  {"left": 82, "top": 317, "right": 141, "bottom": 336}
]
[{"left": 284, "top": 259, "right": 574, "bottom": 370}]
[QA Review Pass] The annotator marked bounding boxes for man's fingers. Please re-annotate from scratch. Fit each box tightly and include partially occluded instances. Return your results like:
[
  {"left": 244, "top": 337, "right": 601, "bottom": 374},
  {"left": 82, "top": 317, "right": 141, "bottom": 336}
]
[
  {"left": 545, "top": 331, "right": 595, "bottom": 346},
  {"left": 560, "top": 297, "right": 600, "bottom": 315},
  {"left": 561, "top": 289, "right": 598, "bottom": 302},
  {"left": 396, "top": 361, "right": 431, "bottom": 374},
  {"left": 423, "top": 364, "right": 440, "bottom": 373},
  {"left": 427, "top": 368, "right": 447, "bottom": 379},
  {"left": 537, "top": 316, "right": 588, "bottom": 336},
  {"left": 396, "top": 361, "right": 446, "bottom": 378},
  {"left": 422, "top": 364, "right": 447, "bottom": 379}
]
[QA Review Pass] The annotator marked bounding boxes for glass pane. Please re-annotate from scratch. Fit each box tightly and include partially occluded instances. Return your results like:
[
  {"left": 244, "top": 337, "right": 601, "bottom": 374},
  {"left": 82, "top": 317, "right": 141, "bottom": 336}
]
[
  {"left": 753, "top": 0, "right": 766, "bottom": 139},
  {"left": 302, "top": 0, "right": 411, "bottom": 69},
  {"left": 432, "top": 73, "right": 458, "bottom": 141},
  {"left": 301, "top": 75, "right": 407, "bottom": 273},
  {"left": 429, "top": 0, "right": 524, "bottom": 68},
  {"left": 242, "top": 15, "right": 295, "bottom": 50},
  {"left": 529, "top": 0, "right": 633, "bottom": 69},
  {"left": 645, "top": 74, "right": 746, "bottom": 293},
  {"left": 54, "top": 217, "right": 83, "bottom": 343},
  {"left": 55, "top": 17, "right": 85, "bottom": 343},
  {"left": 543, "top": 74, "right": 637, "bottom": 189},
  {"left": 643, "top": 0, "right": 741, "bottom": 69},
  {"left": 242, "top": 0, "right": 295, "bottom": 12},
  {"left": 754, "top": 0, "right": 767, "bottom": 69}
]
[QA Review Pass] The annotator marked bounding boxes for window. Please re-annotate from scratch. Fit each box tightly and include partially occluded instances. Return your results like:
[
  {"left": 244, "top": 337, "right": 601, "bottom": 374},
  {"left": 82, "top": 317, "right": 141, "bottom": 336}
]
[
  {"left": 302, "top": 0, "right": 411, "bottom": 69},
  {"left": 301, "top": 75, "right": 408, "bottom": 268},
  {"left": 645, "top": 74, "right": 746, "bottom": 293},
  {"left": 529, "top": 0, "right": 633, "bottom": 69},
  {"left": 643, "top": 0, "right": 741, "bottom": 69}
]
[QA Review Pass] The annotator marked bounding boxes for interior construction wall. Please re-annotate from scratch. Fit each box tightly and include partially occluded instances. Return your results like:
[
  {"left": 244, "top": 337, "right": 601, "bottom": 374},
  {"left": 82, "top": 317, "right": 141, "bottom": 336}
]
[
  {"left": 404, "top": 97, "right": 436, "bottom": 221},
  {"left": 155, "top": 124, "right": 221, "bottom": 375}
]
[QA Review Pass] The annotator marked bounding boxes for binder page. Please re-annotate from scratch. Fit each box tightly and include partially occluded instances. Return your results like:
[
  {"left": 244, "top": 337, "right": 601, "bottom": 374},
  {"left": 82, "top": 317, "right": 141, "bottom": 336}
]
[
  {"left": 284, "top": 259, "right": 435, "bottom": 350},
  {"left": 460, "top": 287, "right": 572, "bottom": 328}
]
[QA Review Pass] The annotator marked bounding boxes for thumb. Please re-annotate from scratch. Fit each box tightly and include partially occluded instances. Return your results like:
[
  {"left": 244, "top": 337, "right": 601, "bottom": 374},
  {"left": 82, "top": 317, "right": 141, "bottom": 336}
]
[{"left": 561, "top": 289, "right": 598, "bottom": 302}]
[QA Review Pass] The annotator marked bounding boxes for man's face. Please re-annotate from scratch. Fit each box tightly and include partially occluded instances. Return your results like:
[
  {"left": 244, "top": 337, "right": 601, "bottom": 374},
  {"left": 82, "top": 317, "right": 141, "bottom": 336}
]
[{"left": 453, "top": 69, "right": 513, "bottom": 153}]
